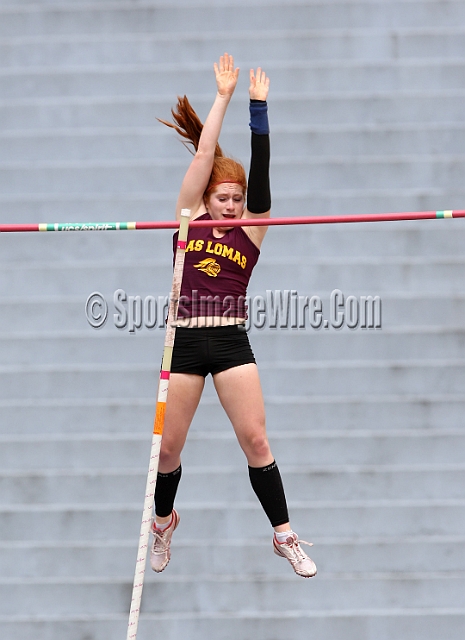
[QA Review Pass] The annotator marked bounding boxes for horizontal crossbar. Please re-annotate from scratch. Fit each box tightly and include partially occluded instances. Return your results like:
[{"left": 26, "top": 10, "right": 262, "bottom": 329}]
[{"left": 1, "top": 210, "right": 464, "bottom": 233}]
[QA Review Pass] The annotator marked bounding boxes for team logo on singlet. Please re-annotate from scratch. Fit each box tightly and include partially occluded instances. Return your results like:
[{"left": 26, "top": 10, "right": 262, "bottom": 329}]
[{"left": 193, "top": 258, "right": 221, "bottom": 277}]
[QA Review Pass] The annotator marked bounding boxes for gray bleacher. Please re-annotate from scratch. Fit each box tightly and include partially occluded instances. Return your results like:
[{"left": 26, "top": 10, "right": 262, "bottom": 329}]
[{"left": 1, "top": 1, "right": 465, "bottom": 639}]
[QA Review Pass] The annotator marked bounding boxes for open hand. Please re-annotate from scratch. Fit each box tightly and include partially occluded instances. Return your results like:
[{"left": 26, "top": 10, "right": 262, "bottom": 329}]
[
  {"left": 214, "top": 53, "right": 240, "bottom": 97},
  {"left": 249, "top": 67, "right": 270, "bottom": 101}
]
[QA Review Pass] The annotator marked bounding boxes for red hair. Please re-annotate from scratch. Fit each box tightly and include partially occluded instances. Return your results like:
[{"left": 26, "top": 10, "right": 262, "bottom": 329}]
[{"left": 158, "top": 95, "right": 247, "bottom": 196}]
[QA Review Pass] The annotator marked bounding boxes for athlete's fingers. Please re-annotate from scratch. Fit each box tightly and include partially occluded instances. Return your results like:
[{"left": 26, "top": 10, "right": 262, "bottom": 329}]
[
  {"left": 257, "top": 68, "right": 269, "bottom": 88},
  {"left": 217, "top": 53, "right": 238, "bottom": 76},
  {"left": 252, "top": 67, "right": 268, "bottom": 86},
  {"left": 223, "top": 52, "right": 231, "bottom": 71}
]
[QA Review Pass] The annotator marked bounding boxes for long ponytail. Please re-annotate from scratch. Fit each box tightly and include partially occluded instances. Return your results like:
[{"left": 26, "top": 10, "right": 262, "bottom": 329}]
[
  {"left": 158, "top": 95, "right": 222, "bottom": 158},
  {"left": 159, "top": 96, "right": 247, "bottom": 195}
]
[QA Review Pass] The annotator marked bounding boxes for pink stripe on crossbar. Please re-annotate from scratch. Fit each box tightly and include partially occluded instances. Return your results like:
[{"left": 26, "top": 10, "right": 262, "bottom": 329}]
[
  {"left": 160, "top": 370, "right": 170, "bottom": 380},
  {"left": 177, "top": 240, "right": 187, "bottom": 249}
]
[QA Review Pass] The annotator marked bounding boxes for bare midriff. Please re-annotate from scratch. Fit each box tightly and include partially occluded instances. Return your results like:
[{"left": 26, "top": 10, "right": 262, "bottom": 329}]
[{"left": 173, "top": 316, "right": 245, "bottom": 328}]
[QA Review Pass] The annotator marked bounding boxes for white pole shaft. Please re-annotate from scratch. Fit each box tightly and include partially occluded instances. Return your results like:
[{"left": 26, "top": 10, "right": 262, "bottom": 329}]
[
  {"left": 126, "top": 432, "right": 162, "bottom": 639},
  {"left": 126, "top": 209, "right": 191, "bottom": 640}
]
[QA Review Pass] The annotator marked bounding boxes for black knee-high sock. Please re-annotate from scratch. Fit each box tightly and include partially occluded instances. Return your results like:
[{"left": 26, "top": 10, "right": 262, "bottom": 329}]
[
  {"left": 248, "top": 460, "right": 289, "bottom": 527},
  {"left": 154, "top": 464, "right": 182, "bottom": 518}
]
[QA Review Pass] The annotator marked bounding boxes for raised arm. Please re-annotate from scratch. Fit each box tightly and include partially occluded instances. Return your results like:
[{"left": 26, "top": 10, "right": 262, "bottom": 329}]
[
  {"left": 175, "top": 54, "right": 239, "bottom": 221},
  {"left": 243, "top": 67, "right": 271, "bottom": 248}
]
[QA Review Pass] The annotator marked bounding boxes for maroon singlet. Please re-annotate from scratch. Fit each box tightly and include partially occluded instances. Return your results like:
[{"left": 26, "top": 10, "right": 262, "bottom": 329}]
[{"left": 173, "top": 213, "right": 260, "bottom": 318}]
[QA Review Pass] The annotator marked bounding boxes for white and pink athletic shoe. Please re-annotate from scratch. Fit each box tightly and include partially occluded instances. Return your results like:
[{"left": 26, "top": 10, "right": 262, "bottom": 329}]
[
  {"left": 150, "top": 510, "right": 180, "bottom": 573},
  {"left": 273, "top": 532, "right": 317, "bottom": 578}
]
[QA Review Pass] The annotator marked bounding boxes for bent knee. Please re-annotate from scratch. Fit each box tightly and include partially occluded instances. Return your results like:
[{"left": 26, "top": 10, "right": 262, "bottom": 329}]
[
  {"left": 245, "top": 434, "right": 272, "bottom": 460},
  {"left": 159, "top": 442, "right": 183, "bottom": 469}
]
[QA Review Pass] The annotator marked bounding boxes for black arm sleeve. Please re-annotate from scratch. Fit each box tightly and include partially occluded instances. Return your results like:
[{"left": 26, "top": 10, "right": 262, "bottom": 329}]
[{"left": 247, "top": 132, "right": 271, "bottom": 214}]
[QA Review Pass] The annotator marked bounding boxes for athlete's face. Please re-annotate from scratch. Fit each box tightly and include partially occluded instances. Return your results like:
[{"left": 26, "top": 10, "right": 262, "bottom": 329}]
[{"left": 205, "top": 183, "right": 245, "bottom": 229}]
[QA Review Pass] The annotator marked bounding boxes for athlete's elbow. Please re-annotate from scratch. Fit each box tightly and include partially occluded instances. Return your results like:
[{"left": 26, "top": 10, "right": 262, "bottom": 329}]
[{"left": 194, "top": 147, "right": 215, "bottom": 163}]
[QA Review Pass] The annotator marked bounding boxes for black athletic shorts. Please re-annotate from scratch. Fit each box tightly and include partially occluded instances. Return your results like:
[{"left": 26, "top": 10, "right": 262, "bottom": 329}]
[{"left": 170, "top": 324, "right": 256, "bottom": 377}]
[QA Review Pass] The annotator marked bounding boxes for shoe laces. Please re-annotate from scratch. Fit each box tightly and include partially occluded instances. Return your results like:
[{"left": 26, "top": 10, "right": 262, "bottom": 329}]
[
  {"left": 152, "top": 526, "right": 169, "bottom": 552},
  {"left": 283, "top": 535, "right": 313, "bottom": 564}
]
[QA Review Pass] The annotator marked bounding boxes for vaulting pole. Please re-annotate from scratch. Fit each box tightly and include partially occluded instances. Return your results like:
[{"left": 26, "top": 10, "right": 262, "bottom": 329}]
[{"left": 126, "top": 209, "right": 190, "bottom": 640}]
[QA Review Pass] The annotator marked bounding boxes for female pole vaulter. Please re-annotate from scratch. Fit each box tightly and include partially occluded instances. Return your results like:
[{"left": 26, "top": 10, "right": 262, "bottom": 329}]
[{"left": 151, "top": 53, "right": 317, "bottom": 578}]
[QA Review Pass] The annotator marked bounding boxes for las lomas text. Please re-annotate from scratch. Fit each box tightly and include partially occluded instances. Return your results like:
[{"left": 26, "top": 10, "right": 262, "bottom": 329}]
[{"left": 186, "top": 239, "right": 247, "bottom": 269}]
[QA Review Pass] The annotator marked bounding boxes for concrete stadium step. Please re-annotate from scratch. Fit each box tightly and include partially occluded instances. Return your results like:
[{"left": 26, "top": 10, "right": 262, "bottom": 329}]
[
  {"left": 1, "top": 297, "right": 464, "bottom": 335},
  {"left": 258, "top": 221, "right": 465, "bottom": 257},
  {"left": 1, "top": 613, "right": 465, "bottom": 640},
  {"left": 0, "top": 26, "right": 465, "bottom": 69},
  {"left": 1, "top": 571, "right": 465, "bottom": 616},
  {"left": 0, "top": 261, "right": 173, "bottom": 296},
  {"left": 255, "top": 259, "right": 465, "bottom": 294},
  {"left": 2, "top": 28, "right": 465, "bottom": 68},
  {"left": 2, "top": 93, "right": 464, "bottom": 132},
  {"left": 1, "top": 2, "right": 465, "bottom": 38},
  {"left": 1, "top": 360, "right": 465, "bottom": 399},
  {"left": 1, "top": 395, "right": 464, "bottom": 434},
  {"left": 2, "top": 535, "right": 464, "bottom": 578},
  {"left": 3, "top": 61, "right": 465, "bottom": 99},
  {"left": 1, "top": 154, "right": 464, "bottom": 196},
  {"left": 2, "top": 502, "right": 465, "bottom": 540},
  {"left": 2, "top": 430, "right": 464, "bottom": 469},
  {"left": 0, "top": 194, "right": 178, "bottom": 223},
  {"left": 0, "top": 228, "right": 172, "bottom": 262},
  {"left": 3, "top": 124, "right": 465, "bottom": 162},
  {"left": 2, "top": 328, "right": 465, "bottom": 365},
  {"left": 7, "top": 613, "right": 465, "bottom": 640},
  {"left": 2, "top": 188, "right": 465, "bottom": 222},
  {"left": 2, "top": 613, "right": 465, "bottom": 640},
  {"left": 1, "top": 258, "right": 465, "bottom": 296},
  {"left": 3, "top": 466, "right": 465, "bottom": 505}
]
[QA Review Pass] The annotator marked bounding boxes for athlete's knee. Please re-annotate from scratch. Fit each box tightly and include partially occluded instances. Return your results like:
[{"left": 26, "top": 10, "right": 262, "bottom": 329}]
[
  {"left": 159, "top": 440, "right": 183, "bottom": 469},
  {"left": 245, "top": 433, "right": 272, "bottom": 460}
]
